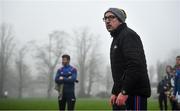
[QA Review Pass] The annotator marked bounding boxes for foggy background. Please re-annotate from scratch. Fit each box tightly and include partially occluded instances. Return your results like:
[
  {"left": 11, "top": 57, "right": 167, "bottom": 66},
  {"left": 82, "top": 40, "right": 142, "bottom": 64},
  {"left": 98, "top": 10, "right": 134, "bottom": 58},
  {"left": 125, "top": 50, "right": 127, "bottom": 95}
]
[{"left": 0, "top": 0, "right": 180, "bottom": 99}]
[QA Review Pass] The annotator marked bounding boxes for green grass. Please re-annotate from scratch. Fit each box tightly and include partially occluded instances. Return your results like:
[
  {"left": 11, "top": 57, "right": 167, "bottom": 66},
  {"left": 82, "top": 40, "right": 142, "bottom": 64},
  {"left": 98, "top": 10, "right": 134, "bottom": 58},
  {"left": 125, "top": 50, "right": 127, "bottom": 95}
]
[{"left": 0, "top": 98, "right": 171, "bottom": 110}]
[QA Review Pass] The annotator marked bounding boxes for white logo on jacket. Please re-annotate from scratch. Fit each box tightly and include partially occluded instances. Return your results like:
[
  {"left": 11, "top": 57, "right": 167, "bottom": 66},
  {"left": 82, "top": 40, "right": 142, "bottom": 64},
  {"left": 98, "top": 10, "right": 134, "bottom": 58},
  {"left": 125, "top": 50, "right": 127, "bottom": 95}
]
[{"left": 114, "top": 45, "right": 118, "bottom": 49}]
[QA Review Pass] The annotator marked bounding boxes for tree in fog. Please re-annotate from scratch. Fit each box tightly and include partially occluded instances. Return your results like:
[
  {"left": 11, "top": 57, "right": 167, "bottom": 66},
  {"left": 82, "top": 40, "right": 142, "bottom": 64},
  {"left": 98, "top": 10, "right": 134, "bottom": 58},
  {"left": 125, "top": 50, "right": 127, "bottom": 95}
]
[
  {"left": 166, "top": 48, "right": 180, "bottom": 66},
  {"left": 86, "top": 41, "right": 101, "bottom": 96},
  {"left": 156, "top": 61, "right": 166, "bottom": 83},
  {"left": 94, "top": 64, "right": 112, "bottom": 98},
  {"left": 86, "top": 55, "right": 98, "bottom": 96},
  {"left": 34, "top": 31, "right": 66, "bottom": 98},
  {"left": 148, "top": 65, "right": 157, "bottom": 88},
  {"left": 156, "top": 48, "right": 180, "bottom": 83},
  {"left": 15, "top": 46, "right": 29, "bottom": 98},
  {"left": 73, "top": 28, "right": 101, "bottom": 97},
  {"left": 0, "top": 23, "right": 15, "bottom": 97},
  {"left": 148, "top": 65, "right": 155, "bottom": 82},
  {"left": 105, "top": 65, "right": 113, "bottom": 95}
]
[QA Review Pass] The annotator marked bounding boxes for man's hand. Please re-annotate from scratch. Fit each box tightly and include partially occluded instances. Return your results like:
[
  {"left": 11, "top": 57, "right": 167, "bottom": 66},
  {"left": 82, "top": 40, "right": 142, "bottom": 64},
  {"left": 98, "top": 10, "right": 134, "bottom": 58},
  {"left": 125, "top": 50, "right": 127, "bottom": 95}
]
[
  {"left": 164, "top": 86, "right": 167, "bottom": 90},
  {"left": 109, "top": 95, "right": 117, "bottom": 106},
  {"left": 116, "top": 93, "right": 128, "bottom": 106},
  {"left": 68, "top": 76, "right": 72, "bottom": 79},
  {"left": 59, "top": 76, "right": 64, "bottom": 80},
  {"left": 171, "top": 95, "right": 176, "bottom": 101},
  {"left": 165, "top": 91, "right": 169, "bottom": 95}
]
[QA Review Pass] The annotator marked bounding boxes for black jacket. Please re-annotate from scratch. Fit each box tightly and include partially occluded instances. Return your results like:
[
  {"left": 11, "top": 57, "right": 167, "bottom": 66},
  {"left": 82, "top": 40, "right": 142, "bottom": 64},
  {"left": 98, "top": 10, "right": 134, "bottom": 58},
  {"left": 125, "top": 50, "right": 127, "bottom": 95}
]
[
  {"left": 157, "top": 80, "right": 168, "bottom": 94},
  {"left": 110, "top": 23, "right": 151, "bottom": 97}
]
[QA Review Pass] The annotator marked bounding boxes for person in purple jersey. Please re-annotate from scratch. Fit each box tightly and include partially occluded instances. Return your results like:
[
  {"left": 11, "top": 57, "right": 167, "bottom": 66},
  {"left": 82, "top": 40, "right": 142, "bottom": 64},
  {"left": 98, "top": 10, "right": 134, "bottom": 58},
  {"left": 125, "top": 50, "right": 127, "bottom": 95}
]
[
  {"left": 173, "top": 56, "right": 180, "bottom": 110},
  {"left": 55, "top": 54, "right": 77, "bottom": 111}
]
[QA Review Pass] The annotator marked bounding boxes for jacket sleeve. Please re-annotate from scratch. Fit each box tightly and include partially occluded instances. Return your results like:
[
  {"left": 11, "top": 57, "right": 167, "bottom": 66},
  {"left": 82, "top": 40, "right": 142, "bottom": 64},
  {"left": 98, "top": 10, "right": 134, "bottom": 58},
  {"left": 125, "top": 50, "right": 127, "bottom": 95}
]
[
  {"left": 174, "top": 75, "right": 178, "bottom": 96},
  {"left": 157, "top": 82, "right": 160, "bottom": 94},
  {"left": 55, "top": 69, "right": 63, "bottom": 84},
  {"left": 63, "top": 68, "right": 77, "bottom": 84},
  {"left": 121, "top": 32, "right": 146, "bottom": 95},
  {"left": 111, "top": 83, "right": 116, "bottom": 95}
]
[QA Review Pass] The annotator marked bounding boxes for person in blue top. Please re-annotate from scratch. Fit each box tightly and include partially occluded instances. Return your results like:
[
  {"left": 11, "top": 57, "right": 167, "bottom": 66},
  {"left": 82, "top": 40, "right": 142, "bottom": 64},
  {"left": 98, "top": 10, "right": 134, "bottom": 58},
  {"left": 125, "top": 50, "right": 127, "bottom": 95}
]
[
  {"left": 55, "top": 54, "right": 77, "bottom": 111},
  {"left": 173, "top": 55, "right": 180, "bottom": 110}
]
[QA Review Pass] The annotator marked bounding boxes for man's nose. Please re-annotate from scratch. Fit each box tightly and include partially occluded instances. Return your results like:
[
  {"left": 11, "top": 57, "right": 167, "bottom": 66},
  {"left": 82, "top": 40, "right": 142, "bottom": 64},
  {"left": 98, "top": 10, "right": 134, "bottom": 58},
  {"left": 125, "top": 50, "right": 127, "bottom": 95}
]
[
  {"left": 106, "top": 22, "right": 110, "bottom": 26},
  {"left": 105, "top": 19, "right": 110, "bottom": 23},
  {"left": 105, "top": 20, "right": 110, "bottom": 24}
]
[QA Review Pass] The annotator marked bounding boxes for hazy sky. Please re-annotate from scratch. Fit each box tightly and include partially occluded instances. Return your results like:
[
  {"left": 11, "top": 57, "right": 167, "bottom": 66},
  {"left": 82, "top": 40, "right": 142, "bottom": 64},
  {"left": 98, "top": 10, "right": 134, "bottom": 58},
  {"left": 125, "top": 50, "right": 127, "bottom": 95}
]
[{"left": 0, "top": 0, "right": 180, "bottom": 67}]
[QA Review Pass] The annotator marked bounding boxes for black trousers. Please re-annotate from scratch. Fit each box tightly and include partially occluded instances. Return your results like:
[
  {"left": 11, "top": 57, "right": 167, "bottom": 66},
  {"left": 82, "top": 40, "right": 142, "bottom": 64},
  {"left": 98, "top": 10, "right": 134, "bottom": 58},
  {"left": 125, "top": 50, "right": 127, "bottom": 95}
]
[
  {"left": 170, "top": 99, "right": 178, "bottom": 110},
  {"left": 113, "top": 95, "right": 147, "bottom": 110},
  {"left": 58, "top": 92, "right": 76, "bottom": 111},
  {"left": 159, "top": 93, "right": 167, "bottom": 110}
]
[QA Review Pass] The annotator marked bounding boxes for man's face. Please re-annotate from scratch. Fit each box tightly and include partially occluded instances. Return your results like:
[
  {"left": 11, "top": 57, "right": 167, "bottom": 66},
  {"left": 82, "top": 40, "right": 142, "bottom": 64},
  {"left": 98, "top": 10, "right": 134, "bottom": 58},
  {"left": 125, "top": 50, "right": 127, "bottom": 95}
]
[
  {"left": 62, "top": 58, "right": 70, "bottom": 66},
  {"left": 104, "top": 12, "right": 122, "bottom": 32},
  {"left": 176, "top": 58, "right": 180, "bottom": 65}
]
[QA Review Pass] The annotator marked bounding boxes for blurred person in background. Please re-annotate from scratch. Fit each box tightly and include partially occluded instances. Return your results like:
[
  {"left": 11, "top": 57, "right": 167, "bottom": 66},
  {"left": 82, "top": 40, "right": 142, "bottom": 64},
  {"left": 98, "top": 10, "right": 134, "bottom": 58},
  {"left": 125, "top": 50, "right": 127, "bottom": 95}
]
[
  {"left": 164, "top": 65, "right": 176, "bottom": 110},
  {"left": 55, "top": 54, "right": 77, "bottom": 111},
  {"left": 173, "top": 56, "right": 180, "bottom": 110},
  {"left": 157, "top": 79, "right": 168, "bottom": 110}
]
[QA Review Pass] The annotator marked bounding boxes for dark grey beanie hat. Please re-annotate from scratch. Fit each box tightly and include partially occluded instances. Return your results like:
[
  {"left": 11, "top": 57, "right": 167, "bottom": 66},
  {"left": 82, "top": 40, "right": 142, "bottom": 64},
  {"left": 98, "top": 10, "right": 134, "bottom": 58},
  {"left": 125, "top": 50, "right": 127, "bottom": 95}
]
[{"left": 104, "top": 8, "right": 127, "bottom": 23}]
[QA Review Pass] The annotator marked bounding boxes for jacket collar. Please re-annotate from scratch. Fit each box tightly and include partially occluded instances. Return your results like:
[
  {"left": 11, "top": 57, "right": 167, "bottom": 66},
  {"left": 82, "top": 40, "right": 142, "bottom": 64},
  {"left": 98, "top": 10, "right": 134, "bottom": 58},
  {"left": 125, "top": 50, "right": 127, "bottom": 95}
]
[
  {"left": 64, "top": 64, "right": 70, "bottom": 68},
  {"left": 110, "top": 23, "right": 127, "bottom": 38}
]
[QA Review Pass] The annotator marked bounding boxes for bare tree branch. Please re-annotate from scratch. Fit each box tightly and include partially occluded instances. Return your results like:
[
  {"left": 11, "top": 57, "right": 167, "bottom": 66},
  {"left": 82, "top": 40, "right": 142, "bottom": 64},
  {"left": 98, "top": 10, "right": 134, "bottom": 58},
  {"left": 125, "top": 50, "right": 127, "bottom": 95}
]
[
  {"left": 0, "top": 23, "right": 15, "bottom": 97},
  {"left": 73, "top": 28, "right": 102, "bottom": 97},
  {"left": 33, "top": 31, "right": 66, "bottom": 98}
]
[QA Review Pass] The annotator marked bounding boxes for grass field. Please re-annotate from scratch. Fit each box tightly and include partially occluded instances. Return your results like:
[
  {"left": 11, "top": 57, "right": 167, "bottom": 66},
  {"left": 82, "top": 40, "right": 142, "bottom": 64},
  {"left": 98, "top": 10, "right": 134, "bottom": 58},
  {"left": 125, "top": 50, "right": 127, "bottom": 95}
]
[{"left": 0, "top": 98, "right": 171, "bottom": 110}]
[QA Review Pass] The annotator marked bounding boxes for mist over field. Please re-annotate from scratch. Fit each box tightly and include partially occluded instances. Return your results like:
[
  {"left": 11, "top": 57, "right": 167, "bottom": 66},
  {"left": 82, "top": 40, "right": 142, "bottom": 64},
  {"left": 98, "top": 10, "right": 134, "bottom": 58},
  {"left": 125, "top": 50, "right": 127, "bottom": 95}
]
[{"left": 0, "top": 0, "right": 179, "bottom": 99}]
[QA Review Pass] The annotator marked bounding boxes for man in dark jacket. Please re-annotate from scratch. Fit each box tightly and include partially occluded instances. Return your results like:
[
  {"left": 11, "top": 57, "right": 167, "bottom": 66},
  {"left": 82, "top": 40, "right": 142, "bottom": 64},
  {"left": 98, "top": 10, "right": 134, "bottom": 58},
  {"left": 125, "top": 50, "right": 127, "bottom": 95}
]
[{"left": 103, "top": 8, "right": 151, "bottom": 110}]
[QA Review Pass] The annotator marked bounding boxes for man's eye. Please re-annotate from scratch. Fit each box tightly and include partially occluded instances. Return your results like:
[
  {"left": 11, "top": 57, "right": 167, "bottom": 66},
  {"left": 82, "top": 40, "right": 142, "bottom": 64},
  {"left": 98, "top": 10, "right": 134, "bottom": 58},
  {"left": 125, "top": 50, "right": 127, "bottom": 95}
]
[{"left": 109, "top": 16, "right": 115, "bottom": 18}]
